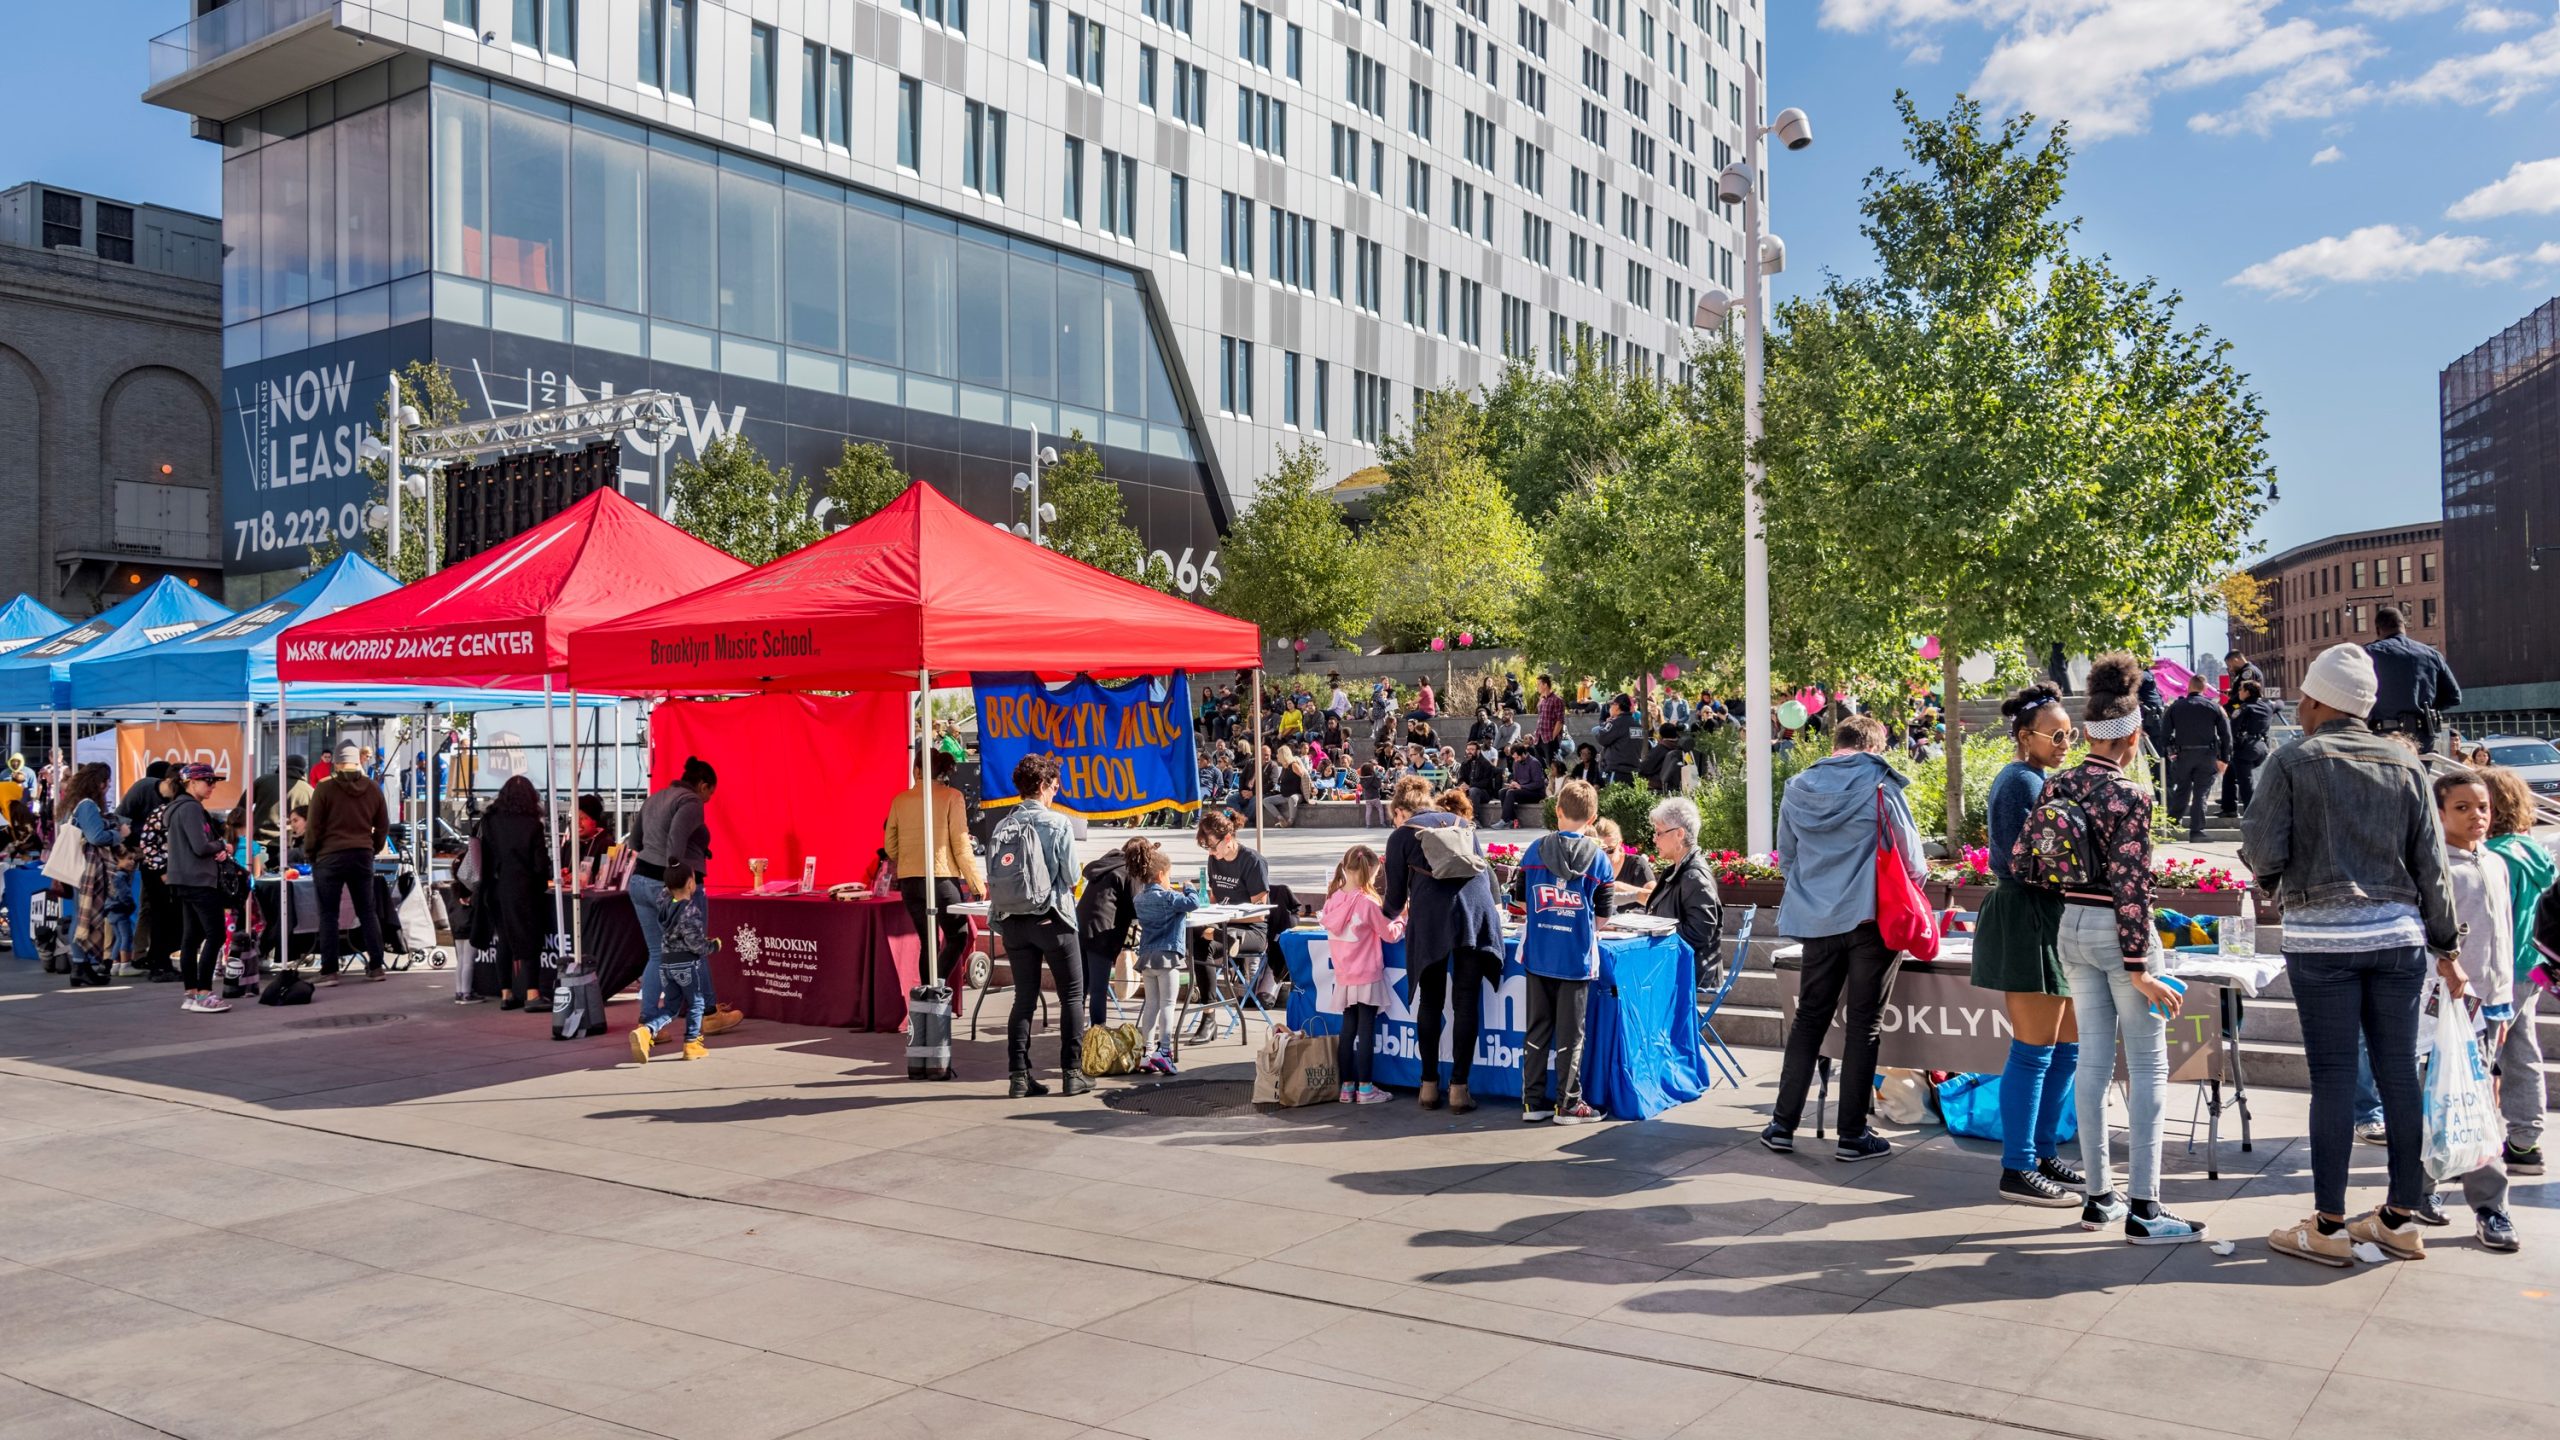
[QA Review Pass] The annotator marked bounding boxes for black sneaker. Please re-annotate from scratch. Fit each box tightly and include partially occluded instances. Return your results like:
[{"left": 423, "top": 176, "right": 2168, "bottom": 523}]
[
  {"left": 1757, "top": 1123, "right": 1794, "bottom": 1154},
  {"left": 2505, "top": 1144, "right": 2546, "bottom": 1176},
  {"left": 1008, "top": 1072, "right": 1050, "bottom": 1098},
  {"left": 2476, "top": 1209, "right": 2521, "bottom": 1253},
  {"left": 2037, "top": 1155, "right": 2087, "bottom": 1189},
  {"left": 2081, "top": 1191, "right": 2130, "bottom": 1231},
  {"left": 1835, "top": 1132, "right": 1891, "bottom": 1163},
  {"left": 1999, "top": 1167, "right": 2080, "bottom": 1208},
  {"left": 2125, "top": 1208, "right": 2210, "bottom": 1246},
  {"left": 2412, "top": 1193, "right": 2451, "bottom": 1228},
  {"left": 1060, "top": 1072, "right": 1094, "bottom": 1097}
]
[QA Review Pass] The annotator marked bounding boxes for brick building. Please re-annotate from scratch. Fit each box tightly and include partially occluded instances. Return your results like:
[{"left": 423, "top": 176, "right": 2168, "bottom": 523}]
[
  {"left": 2231, "top": 522, "right": 2445, "bottom": 698},
  {"left": 0, "top": 181, "right": 224, "bottom": 617}
]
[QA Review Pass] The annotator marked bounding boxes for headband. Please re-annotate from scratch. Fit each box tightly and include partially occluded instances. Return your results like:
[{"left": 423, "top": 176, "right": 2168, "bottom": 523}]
[{"left": 2083, "top": 713, "right": 2142, "bottom": 740}]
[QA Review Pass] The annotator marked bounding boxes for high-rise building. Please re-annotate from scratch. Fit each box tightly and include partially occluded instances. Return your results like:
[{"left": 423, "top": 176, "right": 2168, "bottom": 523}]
[
  {"left": 2441, "top": 295, "right": 2560, "bottom": 730},
  {"left": 0, "top": 181, "right": 224, "bottom": 616},
  {"left": 143, "top": 0, "right": 1761, "bottom": 600}
]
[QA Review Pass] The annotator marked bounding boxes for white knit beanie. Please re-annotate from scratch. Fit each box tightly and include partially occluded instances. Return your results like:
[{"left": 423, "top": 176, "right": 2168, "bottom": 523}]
[{"left": 2297, "top": 643, "right": 2377, "bottom": 718}]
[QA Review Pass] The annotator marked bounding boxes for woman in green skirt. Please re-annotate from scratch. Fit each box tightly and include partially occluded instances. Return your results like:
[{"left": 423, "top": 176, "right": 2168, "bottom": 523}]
[{"left": 1971, "top": 681, "right": 2084, "bottom": 1207}]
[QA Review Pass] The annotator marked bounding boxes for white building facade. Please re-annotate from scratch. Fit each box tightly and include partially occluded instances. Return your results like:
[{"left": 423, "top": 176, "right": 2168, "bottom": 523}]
[{"left": 147, "top": 0, "right": 1764, "bottom": 593}]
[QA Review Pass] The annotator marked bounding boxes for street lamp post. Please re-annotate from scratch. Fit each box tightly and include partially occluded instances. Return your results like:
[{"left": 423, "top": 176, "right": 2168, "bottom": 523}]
[
  {"left": 1011, "top": 432, "right": 1060, "bottom": 545},
  {"left": 1691, "top": 67, "right": 1812, "bottom": 855}
]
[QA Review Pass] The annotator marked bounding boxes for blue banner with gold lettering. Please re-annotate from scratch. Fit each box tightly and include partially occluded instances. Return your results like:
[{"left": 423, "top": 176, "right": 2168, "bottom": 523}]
[{"left": 972, "top": 671, "right": 1200, "bottom": 820}]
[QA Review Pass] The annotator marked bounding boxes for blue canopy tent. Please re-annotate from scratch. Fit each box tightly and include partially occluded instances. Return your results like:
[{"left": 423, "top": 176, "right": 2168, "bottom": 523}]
[
  {"left": 0, "top": 595, "right": 70, "bottom": 658},
  {"left": 0, "top": 578, "right": 234, "bottom": 717}
]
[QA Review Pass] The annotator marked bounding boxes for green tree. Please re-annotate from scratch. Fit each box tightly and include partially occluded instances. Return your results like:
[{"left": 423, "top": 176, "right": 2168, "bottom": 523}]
[
  {"left": 1366, "top": 390, "right": 1541, "bottom": 650},
  {"left": 1477, "top": 352, "right": 1672, "bottom": 523},
  {"left": 820, "top": 441, "right": 909, "bottom": 528},
  {"left": 1039, "top": 433, "right": 1173, "bottom": 591},
  {"left": 1215, "top": 442, "right": 1373, "bottom": 663},
  {"left": 313, "top": 359, "right": 467, "bottom": 580},
  {"left": 669, "top": 434, "right": 823, "bottom": 564},
  {"left": 1760, "top": 94, "right": 2272, "bottom": 846}
]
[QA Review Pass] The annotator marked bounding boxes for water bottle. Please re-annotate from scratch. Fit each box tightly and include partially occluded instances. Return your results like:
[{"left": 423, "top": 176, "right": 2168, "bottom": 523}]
[
  {"left": 1197, "top": 863, "right": 1211, "bottom": 902},
  {"left": 2221, "top": 889, "right": 2257, "bottom": 959}
]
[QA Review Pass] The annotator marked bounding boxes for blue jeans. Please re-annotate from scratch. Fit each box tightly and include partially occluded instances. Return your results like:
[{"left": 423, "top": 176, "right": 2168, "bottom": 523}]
[
  {"left": 2059, "top": 906, "right": 2168, "bottom": 1202},
  {"left": 627, "top": 873, "right": 668, "bottom": 1020},
  {"left": 2286, "top": 945, "right": 2427, "bottom": 1218},
  {"left": 645, "top": 957, "right": 707, "bottom": 1041},
  {"left": 2353, "top": 1039, "right": 2384, "bottom": 1126}
]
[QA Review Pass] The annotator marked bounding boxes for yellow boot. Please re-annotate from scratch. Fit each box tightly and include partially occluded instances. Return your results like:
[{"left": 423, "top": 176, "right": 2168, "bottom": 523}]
[
  {"left": 699, "top": 1006, "right": 743, "bottom": 1037},
  {"left": 682, "top": 1038, "right": 708, "bottom": 1061},
  {"left": 628, "top": 1026, "right": 654, "bottom": 1064}
]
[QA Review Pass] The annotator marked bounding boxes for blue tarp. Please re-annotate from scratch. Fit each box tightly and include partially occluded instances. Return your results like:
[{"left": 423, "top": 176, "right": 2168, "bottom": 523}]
[
  {"left": 0, "top": 595, "right": 70, "bottom": 658},
  {"left": 70, "top": 555, "right": 602, "bottom": 716},
  {"left": 0, "top": 577, "right": 233, "bottom": 716},
  {"left": 1279, "top": 927, "right": 1708, "bottom": 1118}
]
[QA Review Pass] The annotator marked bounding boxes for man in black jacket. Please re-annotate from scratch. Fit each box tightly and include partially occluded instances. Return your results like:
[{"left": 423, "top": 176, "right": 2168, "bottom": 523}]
[
  {"left": 2163, "top": 677, "right": 2232, "bottom": 842},
  {"left": 118, "top": 762, "right": 179, "bottom": 981},
  {"left": 1592, "top": 694, "right": 1645, "bottom": 787},
  {"left": 2363, "top": 606, "right": 2460, "bottom": 754}
]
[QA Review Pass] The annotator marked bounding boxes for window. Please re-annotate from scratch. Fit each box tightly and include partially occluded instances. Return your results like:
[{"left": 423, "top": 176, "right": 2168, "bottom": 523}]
[
  {"left": 1288, "top": 24, "right": 1304, "bottom": 79},
  {"left": 963, "top": 101, "right": 1007, "bottom": 197},
  {"left": 1580, "top": 99, "right": 1608, "bottom": 146},
  {"left": 1240, "top": 3, "right": 1274, "bottom": 67},
  {"left": 1169, "top": 173, "right": 1190, "bottom": 253},
  {"left": 1266, "top": 207, "right": 1316, "bottom": 290},
  {"left": 1462, "top": 112, "right": 1496, "bottom": 170},
  {"left": 1516, "top": 6, "right": 1548, "bottom": 57},
  {"left": 1520, "top": 212, "right": 1552, "bottom": 266},
  {"left": 2422, "top": 597, "right": 2437, "bottom": 630},
  {"left": 1411, "top": 0, "right": 1438, "bottom": 48},
  {"left": 907, "top": 0, "right": 970, "bottom": 30},
  {"left": 446, "top": 0, "right": 478, "bottom": 26},
  {"left": 2422, "top": 551, "right": 2437, "bottom": 581},
  {"left": 897, "top": 76, "right": 922, "bottom": 168},
  {"left": 747, "top": 24, "right": 776, "bottom": 123},
  {"left": 2352, "top": 560, "right": 2366, "bottom": 590},
  {"left": 1512, "top": 138, "right": 1544, "bottom": 193},
  {"left": 802, "top": 45, "right": 851, "bottom": 144},
  {"left": 1408, "top": 82, "right": 1435, "bottom": 139},
  {"left": 1450, "top": 177, "right": 1476, "bottom": 233},
  {"left": 1330, "top": 123, "right": 1362, "bottom": 185},
  {"left": 1284, "top": 351, "right": 1302, "bottom": 425},
  {"left": 1329, "top": 226, "right": 1345, "bottom": 297},
  {"left": 1067, "top": 12, "right": 1108, "bottom": 86},
  {"left": 1143, "top": 0, "right": 1195, "bottom": 33},
  {"left": 1405, "top": 157, "right": 1432, "bottom": 216},
  {"left": 2398, "top": 554, "right": 2413, "bottom": 584},
  {"left": 639, "top": 0, "right": 693, "bottom": 95},
  {"left": 1220, "top": 336, "right": 1255, "bottom": 416},
  {"left": 1402, "top": 255, "right": 1428, "bottom": 326},
  {"left": 1313, "top": 359, "right": 1330, "bottom": 432},
  {"left": 1062, "top": 137, "right": 1085, "bottom": 221},
  {"left": 1030, "top": 1, "right": 1050, "bottom": 64},
  {"left": 38, "top": 190, "right": 80, "bottom": 250},
  {"left": 1514, "top": 60, "right": 1546, "bottom": 111},
  {"left": 1221, "top": 191, "right": 1256, "bottom": 271},
  {"left": 1354, "top": 237, "right": 1383, "bottom": 311},
  {"left": 1140, "top": 44, "right": 1159, "bottom": 106},
  {"left": 1173, "top": 60, "right": 1209, "bottom": 124},
  {"left": 1345, "top": 50, "right": 1387, "bottom": 116},
  {"left": 512, "top": 0, "right": 575, "bottom": 60},
  {"left": 1501, "top": 293, "right": 1532, "bottom": 359},
  {"left": 1238, "top": 85, "right": 1288, "bottom": 154},
  {"left": 93, "top": 201, "right": 134, "bottom": 263},
  {"left": 1100, "top": 149, "right": 1137, "bottom": 238},
  {"left": 1352, "top": 369, "right": 1392, "bottom": 443}
]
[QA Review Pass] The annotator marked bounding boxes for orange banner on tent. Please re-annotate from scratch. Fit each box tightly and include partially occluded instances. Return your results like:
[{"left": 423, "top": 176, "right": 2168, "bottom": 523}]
[{"left": 117, "top": 722, "right": 245, "bottom": 812}]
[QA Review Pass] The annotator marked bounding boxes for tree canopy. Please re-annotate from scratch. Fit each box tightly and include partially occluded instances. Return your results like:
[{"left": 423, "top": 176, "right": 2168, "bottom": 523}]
[
  {"left": 669, "top": 434, "right": 823, "bottom": 565},
  {"left": 1367, "top": 390, "right": 1542, "bottom": 650},
  {"left": 1215, "top": 442, "right": 1374, "bottom": 657},
  {"left": 820, "top": 441, "right": 910, "bottom": 529}
]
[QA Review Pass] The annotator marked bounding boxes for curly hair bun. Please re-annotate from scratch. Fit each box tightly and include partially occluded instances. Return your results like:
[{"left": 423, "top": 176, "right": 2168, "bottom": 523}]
[
  {"left": 2084, "top": 653, "right": 2144, "bottom": 702},
  {"left": 1999, "top": 681, "right": 2064, "bottom": 729}
]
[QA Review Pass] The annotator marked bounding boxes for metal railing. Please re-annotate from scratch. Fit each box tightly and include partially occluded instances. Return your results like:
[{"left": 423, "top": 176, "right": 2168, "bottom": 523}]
[{"left": 147, "top": 0, "right": 339, "bottom": 87}]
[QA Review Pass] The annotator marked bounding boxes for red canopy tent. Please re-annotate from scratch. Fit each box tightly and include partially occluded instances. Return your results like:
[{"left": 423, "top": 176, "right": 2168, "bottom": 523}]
[
  {"left": 277, "top": 490, "right": 752, "bottom": 956},
  {"left": 567, "top": 481, "right": 1264, "bottom": 987}
]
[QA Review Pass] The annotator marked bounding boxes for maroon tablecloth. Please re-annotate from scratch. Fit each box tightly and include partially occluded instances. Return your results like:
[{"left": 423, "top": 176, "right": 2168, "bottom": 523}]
[{"left": 706, "top": 892, "right": 919, "bottom": 1031}]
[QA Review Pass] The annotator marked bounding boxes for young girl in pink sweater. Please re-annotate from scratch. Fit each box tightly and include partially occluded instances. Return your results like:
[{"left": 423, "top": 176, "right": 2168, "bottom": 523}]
[{"left": 1322, "top": 844, "right": 1406, "bottom": 1104}]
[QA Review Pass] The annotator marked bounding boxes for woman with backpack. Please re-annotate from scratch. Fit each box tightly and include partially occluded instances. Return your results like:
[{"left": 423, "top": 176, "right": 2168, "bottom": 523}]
[
  {"left": 987, "top": 753, "right": 1088, "bottom": 1098},
  {"left": 52, "top": 763, "right": 123, "bottom": 989},
  {"left": 1380, "top": 775, "right": 1502, "bottom": 1113},
  {"left": 2037, "top": 655, "right": 2208, "bottom": 1245},
  {"left": 1969, "top": 681, "right": 2085, "bottom": 1207}
]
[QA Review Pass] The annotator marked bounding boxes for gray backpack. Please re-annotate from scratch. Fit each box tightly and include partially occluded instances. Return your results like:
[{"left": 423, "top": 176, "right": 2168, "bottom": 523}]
[
  {"left": 985, "top": 809, "right": 1056, "bottom": 918},
  {"left": 1414, "top": 820, "right": 1490, "bottom": 881}
]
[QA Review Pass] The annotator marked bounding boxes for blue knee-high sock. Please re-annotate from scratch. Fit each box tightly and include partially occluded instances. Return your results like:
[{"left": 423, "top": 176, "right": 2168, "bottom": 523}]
[
  {"left": 2036, "top": 1043, "right": 2080, "bottom": 1162},
  {"left": 2000, "top": 1039, "right": 2054, "bottom": 1173}
]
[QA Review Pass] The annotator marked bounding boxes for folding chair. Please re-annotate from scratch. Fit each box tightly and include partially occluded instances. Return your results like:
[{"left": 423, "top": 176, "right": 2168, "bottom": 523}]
[
  {"left": 1695, "top": 904, "right": 1756, "bottom": 1088},
  {"left": 1175, "top": 930, "right": 1272, "bottom": 1047}
]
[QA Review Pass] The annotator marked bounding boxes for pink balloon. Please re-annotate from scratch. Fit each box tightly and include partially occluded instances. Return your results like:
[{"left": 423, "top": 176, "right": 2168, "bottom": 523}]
[
  {"left": 1457, "top": 632, "right": 1474, "bottom": 647},
  {"left": 1292, "top": 638, "right": 1306, "bottom": 652},
  {"left": 1919, "top": 636, "right": 1942, "bottom": 660},
  {"left": 1430, "top": 637, "right": 1447, "bottom": 651},
  {"left": 1661, "top": 663, "right": 1681, "bottom": 681}
]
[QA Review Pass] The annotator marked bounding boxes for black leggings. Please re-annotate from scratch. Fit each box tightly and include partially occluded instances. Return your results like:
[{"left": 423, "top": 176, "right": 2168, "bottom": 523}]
[
  {"left": 1337, "top": 1002, "right": 1379, "bottom": 1086},
  {"left": 1413, "top": 946, "right": 1498, "bottom": 1086},
  {"left": 899, "top": 877, "right": 971, "bottom": 988},
  {"left": 174, "top": 883, "right": 226, "bottom": 991}
]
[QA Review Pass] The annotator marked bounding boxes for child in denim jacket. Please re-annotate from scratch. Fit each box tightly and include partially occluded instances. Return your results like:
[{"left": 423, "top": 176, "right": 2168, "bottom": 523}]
[{"left": 631, "top": 864, "right": 713, "bottom": 1062}]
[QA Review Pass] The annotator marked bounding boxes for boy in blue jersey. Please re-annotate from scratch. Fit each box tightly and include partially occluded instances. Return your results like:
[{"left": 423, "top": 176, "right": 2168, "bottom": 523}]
[{"left": 1514, "top": 779, "right": 1617, "bottom": 1123}]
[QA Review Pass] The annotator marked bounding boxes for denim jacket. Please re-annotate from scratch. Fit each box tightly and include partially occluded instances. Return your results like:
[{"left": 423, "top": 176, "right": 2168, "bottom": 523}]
[{"left": 2239, "top": 717, "right": 2459, "bottom": 953}]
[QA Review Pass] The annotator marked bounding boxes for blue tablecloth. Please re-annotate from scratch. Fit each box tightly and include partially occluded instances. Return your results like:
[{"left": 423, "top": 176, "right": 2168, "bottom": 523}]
[
  {"left": 1277, "top": 928, "right": 1708, "bottom": 1119},
  {"left": 6, "top": 863, "right": 49, "bottom": 959}
]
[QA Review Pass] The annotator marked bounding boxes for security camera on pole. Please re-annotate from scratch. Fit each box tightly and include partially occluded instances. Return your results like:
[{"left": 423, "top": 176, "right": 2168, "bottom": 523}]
[
  {"left": 1688, "top": 67, "right": 1810, "bottom": 855},
  {"left": 355, "top": 377, "right": 428, "bottom": 573},
  {"left": 1011, "top": 431, "right": 1061, "bottom": 545}
]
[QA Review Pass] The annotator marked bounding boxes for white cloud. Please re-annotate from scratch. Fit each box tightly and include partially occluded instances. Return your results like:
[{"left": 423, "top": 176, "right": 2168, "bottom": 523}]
[
  {"left": 2459, "top": 6, "right": 2540, "bottom": 33},
  {"left": 1821, "top": 0, "right": 2381, "bottom": 140},
  {"left": 2345, "top": 0, "right": 2457, "bottom": 15},
  {"left": 2531, "top": 241, "right": 2560, "bottom": 265},
  {"left": 2312, "top": 145, "right": 2346, "bottom": 164},
  {"left": 1905, "top": 40, "right": 1946, "bottom": 63},
  {"left": 2228, "top": 224, "right": 2524, "bottom": 295},
  {"left": 2391, "top": 9, "right": 2560, "bottom": 109},
  {"left": 2447, "top": 156, "right": 2560, "bottom": 217}
]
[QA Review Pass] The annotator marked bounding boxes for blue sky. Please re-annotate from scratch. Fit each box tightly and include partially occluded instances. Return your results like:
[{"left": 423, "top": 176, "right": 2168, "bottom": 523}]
[{"left": 14, "top": 2, "right": 2560, "bottom": 618}]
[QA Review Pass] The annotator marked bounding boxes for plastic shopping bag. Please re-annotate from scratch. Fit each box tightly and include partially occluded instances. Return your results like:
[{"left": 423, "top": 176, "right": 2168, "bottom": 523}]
[{"left": 2420, "top": 979, "right": 2502, "bottom": 1181}]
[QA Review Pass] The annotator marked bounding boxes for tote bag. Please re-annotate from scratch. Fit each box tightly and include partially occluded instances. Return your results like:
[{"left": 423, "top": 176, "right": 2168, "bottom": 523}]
[
  {"left": 42, "top": 823, "right": 87, "bottom": 887},
  {"left": 1873, "top": 788, "right": 1940, "bottom": 961}
]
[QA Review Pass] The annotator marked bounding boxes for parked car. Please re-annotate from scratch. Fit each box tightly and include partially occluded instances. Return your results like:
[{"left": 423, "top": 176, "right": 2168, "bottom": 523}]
[{"left": 2480, "top": 737, "right": 2560, "bottom": 797}]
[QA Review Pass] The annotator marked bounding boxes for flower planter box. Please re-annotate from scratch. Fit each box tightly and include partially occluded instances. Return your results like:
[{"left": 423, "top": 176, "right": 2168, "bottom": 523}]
[
  {"left": 1718, "top": 879, "right": 1788, "bottom": 913},
  {"left": 2157, "top": 887, "right": 2247, "bottom": 918}
]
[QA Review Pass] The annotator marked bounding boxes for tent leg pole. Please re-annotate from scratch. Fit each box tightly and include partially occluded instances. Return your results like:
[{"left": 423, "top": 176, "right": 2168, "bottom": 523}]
[
  {"left": 1250, "top": 668, "right": 1265, "bottom": 857},
  {"left": 543, "top": 677, "right": 565, "bottom": 972},
  {"left": 918, "top": 668, "right": 937, "bottom": 992},
  {"left": 277, "top": 683, "right": 290, "bottom": 977},
  {"left": 568, "top": 687, "right": 584, "bottom": 973},
  {"left": 610, "top": 701, "right": 623, "bottom": 844}
]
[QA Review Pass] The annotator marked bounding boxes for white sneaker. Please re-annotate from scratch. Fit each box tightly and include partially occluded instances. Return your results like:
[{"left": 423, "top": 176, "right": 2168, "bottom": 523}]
[
  {"left": 196, "top": 995, "right": 231, "bottom": 1013},
  {"left": 179, "top": 995, "right": 204, "bottom": 1013}
]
